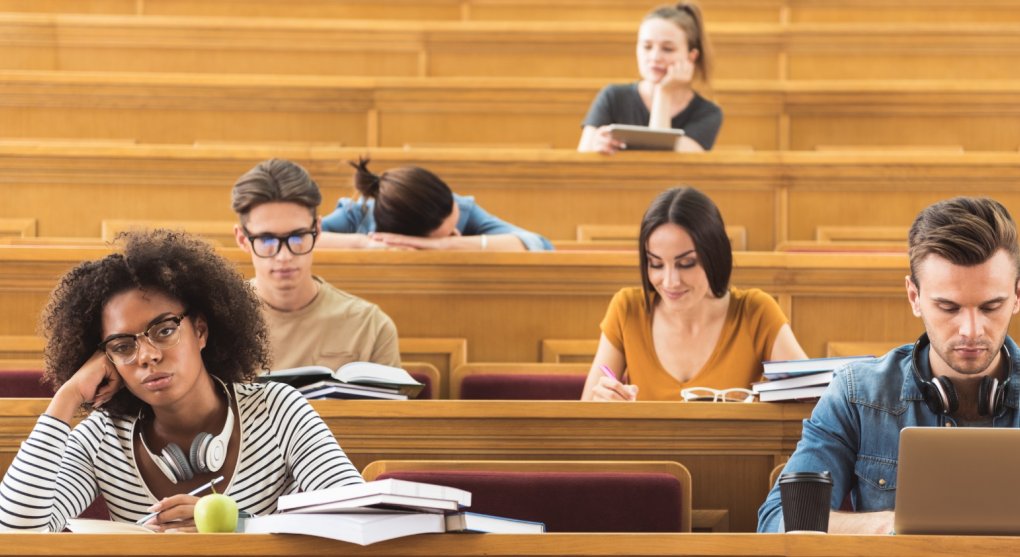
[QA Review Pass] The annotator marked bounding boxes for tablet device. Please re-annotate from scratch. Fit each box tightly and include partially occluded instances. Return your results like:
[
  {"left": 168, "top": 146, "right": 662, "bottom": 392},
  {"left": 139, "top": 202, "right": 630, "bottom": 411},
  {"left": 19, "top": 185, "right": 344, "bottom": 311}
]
[
  {"left": 605, "top": 124, "right": 685, "bottom": 151},
  {"left": 894, "top": 426, "right": 1020, "bottom": 535}
]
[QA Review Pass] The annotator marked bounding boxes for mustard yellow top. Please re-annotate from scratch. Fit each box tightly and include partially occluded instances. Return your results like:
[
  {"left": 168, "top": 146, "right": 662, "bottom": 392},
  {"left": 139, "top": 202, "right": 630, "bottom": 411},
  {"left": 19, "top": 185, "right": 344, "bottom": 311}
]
[{"left": 600, "top": 286, "right": 788, "bottom": 401}]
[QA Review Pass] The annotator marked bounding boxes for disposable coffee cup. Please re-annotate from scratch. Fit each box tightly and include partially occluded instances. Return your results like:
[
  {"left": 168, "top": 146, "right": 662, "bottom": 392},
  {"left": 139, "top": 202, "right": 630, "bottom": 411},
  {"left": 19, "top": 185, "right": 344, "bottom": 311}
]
[{"left": 779, "top": 471, "right": 833, "bottom": 533}]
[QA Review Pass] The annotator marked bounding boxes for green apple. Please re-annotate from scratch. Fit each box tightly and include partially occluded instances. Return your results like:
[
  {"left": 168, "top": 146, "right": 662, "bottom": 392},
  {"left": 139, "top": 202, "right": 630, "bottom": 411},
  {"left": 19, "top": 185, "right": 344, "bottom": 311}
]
[{"left": 194, "top": 492, "right": 238, "bottom": 533}]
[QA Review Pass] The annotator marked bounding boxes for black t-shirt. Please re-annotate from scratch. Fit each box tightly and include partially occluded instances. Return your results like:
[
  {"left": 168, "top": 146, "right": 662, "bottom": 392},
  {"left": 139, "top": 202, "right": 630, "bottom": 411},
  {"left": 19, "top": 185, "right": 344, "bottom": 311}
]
[{"left": 581, "top": 83, "right": 723, "bottom": 150}]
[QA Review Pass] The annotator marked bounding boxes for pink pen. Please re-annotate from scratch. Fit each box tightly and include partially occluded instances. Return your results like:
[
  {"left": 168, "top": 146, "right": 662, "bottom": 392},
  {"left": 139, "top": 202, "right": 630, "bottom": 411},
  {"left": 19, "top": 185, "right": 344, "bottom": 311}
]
[{"left": 599, "top": 364, "right": 618, "bottom": 381}]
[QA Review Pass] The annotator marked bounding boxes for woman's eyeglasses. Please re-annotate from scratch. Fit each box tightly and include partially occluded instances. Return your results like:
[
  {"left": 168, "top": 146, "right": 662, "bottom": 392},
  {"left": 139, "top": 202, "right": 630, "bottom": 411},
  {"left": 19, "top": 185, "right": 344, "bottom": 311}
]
[
  {"left": 98, "top": 312, "right": 188, "bottom": 365},
  {"left": 680, "top": 387, "right": 756, "bottom": 403}
]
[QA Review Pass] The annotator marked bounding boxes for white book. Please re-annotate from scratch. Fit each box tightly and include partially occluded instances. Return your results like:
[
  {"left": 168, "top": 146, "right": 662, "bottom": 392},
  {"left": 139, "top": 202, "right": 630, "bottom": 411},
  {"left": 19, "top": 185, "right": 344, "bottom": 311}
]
[
  {"left": 259, "top": 362, "right": 424, "bottom": 397},
  {"left": 762, "top": 355, "right": 872, "bottom": 380},
  {"left": 286, "top": 493, "right": 460, "bottom": 514},
  {"left": 758, "top": 384, "right": 830, "bottom": 402},
  {"left": 752, "top": 371, "right": 835, "bottom": 393},
  {"left": 445, "top": 512, "right": 545, "bottom": 534},
  {"left": 278, "top": 479, "right": 472, "bottom": 513},
  {"left": 243, "top": 512, "right": 444, "bottom": 545},
  {"left": 66, "top": 519, "right": 154, "bottom": 534}
]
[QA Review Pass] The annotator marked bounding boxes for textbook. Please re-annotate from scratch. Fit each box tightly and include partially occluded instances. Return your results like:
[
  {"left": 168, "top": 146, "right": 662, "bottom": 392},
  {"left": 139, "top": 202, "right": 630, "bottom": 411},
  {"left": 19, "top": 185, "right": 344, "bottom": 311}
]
[
  {"left": 752, "top": 370, "right": 835, "bottom": 393},
  {"left": 445, "top": 512, "right": 546, "bottom": 534},
  {"left": 297, "top": 380, "right": 408, "bottom": 401},
  {"left": 259, "top": 362, "right": 424, "bottom": 398},
  {"left": 758, "top": 384, "right": 829, "bottom": 402},
  {"left": 762, "top": 355, "right": 873, "bottom": 380},
  {"left": 277, "top": 479, "right": 472, "bottom": 513},
  {"left": 288, "top": 493, "right": 461, "bottom": 514},
  {"left": 243, "top": 511, "right": 444, "bottom": 545}
]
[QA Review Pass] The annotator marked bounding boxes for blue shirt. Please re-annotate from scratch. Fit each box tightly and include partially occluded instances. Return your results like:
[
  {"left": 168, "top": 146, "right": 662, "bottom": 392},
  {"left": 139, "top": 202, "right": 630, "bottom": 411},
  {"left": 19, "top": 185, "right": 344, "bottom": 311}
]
[
  {"left": 321, "top": 194, "right": 553, "bottom": 251},
  {"left": 757, "top": 337, "right": 1020, "bottom": 532}
]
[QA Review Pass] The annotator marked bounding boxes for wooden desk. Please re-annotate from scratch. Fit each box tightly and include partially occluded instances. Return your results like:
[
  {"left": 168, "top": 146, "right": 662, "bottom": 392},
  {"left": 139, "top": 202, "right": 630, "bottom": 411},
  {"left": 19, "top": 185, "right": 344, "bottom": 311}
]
[
  {"left": 3, "top": 0, "right": 1020, "bottom": 24},
  {"left": 0, "top": 533, "right": 1019, "bottom": 556},
  {"left": 0, "top": 399, "right": 814, "bottom": 532},
  {"left": 8, "top": 15, "right": 1020, "bottom": 81},
  {"left": 7, "top": 145, "right": 1020, "bottom": 248},
  {"left": 5, "top": 72, "right": 1020, "bottom": 150},
  {"left": 0, "top": 247, "right": 992, "bottom": 360}
]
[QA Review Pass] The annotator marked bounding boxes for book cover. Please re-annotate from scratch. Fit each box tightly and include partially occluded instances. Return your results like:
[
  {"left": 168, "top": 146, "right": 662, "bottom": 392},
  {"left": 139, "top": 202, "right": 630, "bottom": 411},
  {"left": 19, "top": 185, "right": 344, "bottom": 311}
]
[
  {"left": 287, "top": 493, "right": 461, "bottom": 514},
  {"left": 762, "top": 355, "right": 873, "bottom": 380},
  {"left": 243, "top": 511, "right": 444, "bottom": 545},
  {"left": 758, "top": 384, "right": 830, "bottom": 402},
  {"left": 298, "top": 381, "right": 408, "bottom": 401},
  {"left": 445, "top": 512, "right": 545, "bottom": 534},
  {"left": 259, "top": 362, "right": 424, "bottom": 397},
  {"left": 278, "top": 479, "right": 472, "bottom": 513},
  {"left": 752, "top": 371, "right": 835, "bottom": 393}
]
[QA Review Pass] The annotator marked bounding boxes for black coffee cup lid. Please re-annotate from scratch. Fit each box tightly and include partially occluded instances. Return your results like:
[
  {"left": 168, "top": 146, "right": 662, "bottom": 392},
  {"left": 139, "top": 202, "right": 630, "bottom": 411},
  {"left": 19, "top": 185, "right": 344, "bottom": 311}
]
[{"left": 778, "top": 471, "right": 832, "bottom": 484}]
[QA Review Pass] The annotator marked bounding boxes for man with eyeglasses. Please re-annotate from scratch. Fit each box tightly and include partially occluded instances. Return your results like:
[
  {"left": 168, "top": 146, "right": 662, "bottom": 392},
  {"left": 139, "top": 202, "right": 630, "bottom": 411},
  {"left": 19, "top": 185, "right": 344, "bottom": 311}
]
[{"left": 231, "top": 159, "right": 400, "bottom": 370}]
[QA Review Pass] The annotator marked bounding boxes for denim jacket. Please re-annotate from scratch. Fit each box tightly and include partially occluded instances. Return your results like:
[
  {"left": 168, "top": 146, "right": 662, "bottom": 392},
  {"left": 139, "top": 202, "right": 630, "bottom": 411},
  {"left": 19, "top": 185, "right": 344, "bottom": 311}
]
[
  {"left": 321, "top": 194, "right": 554, "bottom": 251},
  {"left": 757, "top": 337, "right": 1020, "bottom": 532}
]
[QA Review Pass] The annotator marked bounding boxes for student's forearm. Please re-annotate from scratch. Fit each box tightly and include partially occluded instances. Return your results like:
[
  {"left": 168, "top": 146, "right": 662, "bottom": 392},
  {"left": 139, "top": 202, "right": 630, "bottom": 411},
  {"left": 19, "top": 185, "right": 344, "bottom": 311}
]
[
  {"left": 447, "top": 234, "right": 526, "bottom": 251},
  {"left": 316, "top": 231, "right": 373, "bottom": 249},
  {"left": 648, "top": 88, "right": 673, "bottom": 130}
]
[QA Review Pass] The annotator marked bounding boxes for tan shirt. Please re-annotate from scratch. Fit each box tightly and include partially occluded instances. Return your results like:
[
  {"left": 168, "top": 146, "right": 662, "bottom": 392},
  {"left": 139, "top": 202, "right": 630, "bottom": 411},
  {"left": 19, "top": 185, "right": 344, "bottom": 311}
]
[
  {"left": 601, "top": 286, "right": 787, "bottom": 401},
  {"left": 260, "top": 277, "right": 400, "bottom": 370}
]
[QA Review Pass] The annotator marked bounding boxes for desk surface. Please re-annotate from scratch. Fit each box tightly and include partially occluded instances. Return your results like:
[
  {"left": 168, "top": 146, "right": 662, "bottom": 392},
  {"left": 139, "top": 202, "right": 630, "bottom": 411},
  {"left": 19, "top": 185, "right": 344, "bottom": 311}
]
[{"left": 0, "top": 533, "right": 1016, "bottom": 557}]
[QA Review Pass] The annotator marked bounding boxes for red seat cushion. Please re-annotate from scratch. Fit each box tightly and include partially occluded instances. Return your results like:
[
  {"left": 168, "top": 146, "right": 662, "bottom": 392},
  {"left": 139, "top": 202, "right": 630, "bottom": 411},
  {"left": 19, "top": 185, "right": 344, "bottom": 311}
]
[
  {"left": 378, "top": 470, "right": 683, "bottom": 532},
  {"left": 0, "top": 371, "right": 54, "bottom": 397},
  {"left": 408, "top": 371, "right": 433, "bottom": 400},
  {"left": 460, "top": 374, "right": 585, "bottom": 400}
]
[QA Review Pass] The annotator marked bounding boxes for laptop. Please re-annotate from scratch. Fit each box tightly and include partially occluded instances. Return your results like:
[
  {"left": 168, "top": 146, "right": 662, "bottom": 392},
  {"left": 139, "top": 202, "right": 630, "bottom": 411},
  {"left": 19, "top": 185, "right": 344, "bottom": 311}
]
[
  {"left": 894, "top": 426, "right": 1020, "bottom": 535},
  {"left": 605, "top": 124, "right": 685, "bottom": 151}
]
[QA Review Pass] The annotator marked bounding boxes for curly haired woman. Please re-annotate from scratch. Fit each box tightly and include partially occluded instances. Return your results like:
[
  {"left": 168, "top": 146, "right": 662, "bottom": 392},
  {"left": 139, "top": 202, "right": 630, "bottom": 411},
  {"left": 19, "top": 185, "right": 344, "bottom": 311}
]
[{"left": 0, "top": 229, "right": 362, "bottom": 532}]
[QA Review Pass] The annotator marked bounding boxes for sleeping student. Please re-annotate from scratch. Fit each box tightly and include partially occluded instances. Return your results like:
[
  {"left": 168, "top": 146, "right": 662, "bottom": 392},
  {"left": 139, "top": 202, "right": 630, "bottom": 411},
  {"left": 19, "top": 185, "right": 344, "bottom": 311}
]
[{"left": 578, "top": 3, "right": 723, "bottom": 154}]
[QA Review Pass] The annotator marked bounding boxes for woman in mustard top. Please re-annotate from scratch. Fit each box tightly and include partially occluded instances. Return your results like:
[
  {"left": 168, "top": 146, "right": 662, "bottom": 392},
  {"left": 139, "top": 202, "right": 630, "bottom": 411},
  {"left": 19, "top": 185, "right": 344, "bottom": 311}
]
[{"left": 581, "top": 187, "right": 808, "bottom": 401}]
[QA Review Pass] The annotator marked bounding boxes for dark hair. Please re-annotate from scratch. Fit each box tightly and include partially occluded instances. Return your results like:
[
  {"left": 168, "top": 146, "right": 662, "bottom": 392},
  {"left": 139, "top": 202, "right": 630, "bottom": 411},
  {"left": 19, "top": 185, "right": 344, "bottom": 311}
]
[
  {"left": 40, "top": 229, "right": 271, "bottom": 419},
  {"left": 231, "top": 159, "right": 322, "bottom": 223},
  {"left": 643, "top": 2, "right": 713, "bottom": 83},
  {"left": 349, "top": 157, "right": 455, "bottom": 237},
  {"left": 638, "top": 187, "right": 732, "bottom": 311},
  {"left": 908, "top": 197, "right": 1020, "bottom": 286}
]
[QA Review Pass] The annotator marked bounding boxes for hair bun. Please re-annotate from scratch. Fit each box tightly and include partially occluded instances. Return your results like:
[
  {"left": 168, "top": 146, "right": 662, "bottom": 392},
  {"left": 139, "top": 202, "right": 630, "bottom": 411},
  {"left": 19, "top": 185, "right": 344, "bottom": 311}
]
[{"left": 349, "top": 156, "right": 382, "bottom": 198}]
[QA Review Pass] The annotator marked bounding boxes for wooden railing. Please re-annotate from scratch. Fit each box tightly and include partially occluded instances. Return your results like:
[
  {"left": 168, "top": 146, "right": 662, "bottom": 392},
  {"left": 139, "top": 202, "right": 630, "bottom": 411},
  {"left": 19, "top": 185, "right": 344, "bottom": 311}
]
[{"left": 6, "top": 15, "right": 1020, "bottom": 81}]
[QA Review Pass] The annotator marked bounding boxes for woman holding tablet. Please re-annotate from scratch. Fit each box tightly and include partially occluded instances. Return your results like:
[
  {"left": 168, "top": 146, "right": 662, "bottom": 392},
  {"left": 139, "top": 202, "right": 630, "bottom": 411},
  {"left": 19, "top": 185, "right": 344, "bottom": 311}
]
[
  {"left": 578, "top": 3, "right": 723, "bottom": 154},
  {"left": 0, "top": 229, "right": 363, "bottom": 532},
  {"left": 581, "top": 188, "right": 807, "bottom": 401}
]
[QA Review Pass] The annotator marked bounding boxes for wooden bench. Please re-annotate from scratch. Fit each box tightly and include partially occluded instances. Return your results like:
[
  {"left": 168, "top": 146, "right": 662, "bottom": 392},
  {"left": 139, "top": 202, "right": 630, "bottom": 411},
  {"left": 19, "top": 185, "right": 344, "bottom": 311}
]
[{"left": 6, "top": 72, "right": 1020, "bottom": 150}]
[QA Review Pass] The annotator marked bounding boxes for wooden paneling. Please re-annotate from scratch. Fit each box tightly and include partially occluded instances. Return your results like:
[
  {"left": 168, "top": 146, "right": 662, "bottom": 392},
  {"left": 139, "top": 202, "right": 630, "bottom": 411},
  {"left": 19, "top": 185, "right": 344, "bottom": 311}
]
[
  {"left": 6, "top": 146, "right": 1020, "bottom": 248},
  {"left": 5, "top": 73, "right": 1020, "bottom": 150},
  {"left": 6, "top": 16, "right": 1020, "bottom": 81},
  {"left": 0, "top": 398, "right": 813, "bottom": 532},
  {"left": 0, "top": 248, "right": 968, "bottom": 361}
]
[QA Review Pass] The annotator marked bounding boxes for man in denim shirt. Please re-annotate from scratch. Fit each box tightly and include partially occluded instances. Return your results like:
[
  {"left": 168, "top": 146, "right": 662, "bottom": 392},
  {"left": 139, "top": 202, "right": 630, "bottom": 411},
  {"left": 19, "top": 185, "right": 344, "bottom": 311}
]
[{"left": 758, "top": 197, "right": 1020, "bottom": 534}]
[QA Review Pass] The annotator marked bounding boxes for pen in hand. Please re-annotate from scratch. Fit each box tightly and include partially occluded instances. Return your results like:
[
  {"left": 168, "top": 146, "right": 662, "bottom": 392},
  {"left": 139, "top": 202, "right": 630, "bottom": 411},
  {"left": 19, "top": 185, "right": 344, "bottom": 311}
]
[
  {"left": 599, "top": 365, "right": 638, "bottom": 400},
  {"left": 135, "top": 475, "right": 225, "bottom": 525}
]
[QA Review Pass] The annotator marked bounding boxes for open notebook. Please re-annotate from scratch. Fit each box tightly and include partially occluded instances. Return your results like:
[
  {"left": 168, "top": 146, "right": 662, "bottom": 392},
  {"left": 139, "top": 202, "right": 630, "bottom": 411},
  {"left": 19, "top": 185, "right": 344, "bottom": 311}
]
[{"left": 895, "top": 427, "right": 1020, "bottom": 535}]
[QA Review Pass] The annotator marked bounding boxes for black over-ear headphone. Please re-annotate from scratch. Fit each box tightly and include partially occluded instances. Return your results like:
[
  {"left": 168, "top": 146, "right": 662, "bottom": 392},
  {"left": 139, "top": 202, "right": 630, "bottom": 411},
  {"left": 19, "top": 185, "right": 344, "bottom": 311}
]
[
  {"left": 137, "top": 377, "right": 235, "bottom": 485},
  {"left": 910, "top": 333, "right": 1011, "bottom": 417}
]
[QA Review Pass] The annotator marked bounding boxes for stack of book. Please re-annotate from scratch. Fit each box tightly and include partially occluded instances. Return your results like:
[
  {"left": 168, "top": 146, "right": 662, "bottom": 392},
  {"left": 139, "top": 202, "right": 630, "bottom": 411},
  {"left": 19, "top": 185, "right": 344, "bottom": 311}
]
[
  {"left": 754, "top": 355, "right": 873, "bottom": 402},
  {"left": 258, "top": 362, "right": 424, "bottom": 400},
  {"left": 243, "top": 479, "right": 545, "bottom": 545}
]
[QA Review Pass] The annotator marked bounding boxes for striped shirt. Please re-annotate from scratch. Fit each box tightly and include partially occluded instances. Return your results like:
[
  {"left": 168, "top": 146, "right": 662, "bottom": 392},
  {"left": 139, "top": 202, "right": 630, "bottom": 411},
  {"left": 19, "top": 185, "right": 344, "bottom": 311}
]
[{"left": 0, "top": 381, "right": 363, "bottom": 532}]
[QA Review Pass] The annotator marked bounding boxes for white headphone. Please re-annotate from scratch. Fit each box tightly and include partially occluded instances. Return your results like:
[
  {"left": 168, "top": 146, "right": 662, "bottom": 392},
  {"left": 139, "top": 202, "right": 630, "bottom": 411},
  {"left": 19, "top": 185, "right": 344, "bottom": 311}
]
[{"left": 137, "top": 377, "right": 235, "bottom": 485}]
